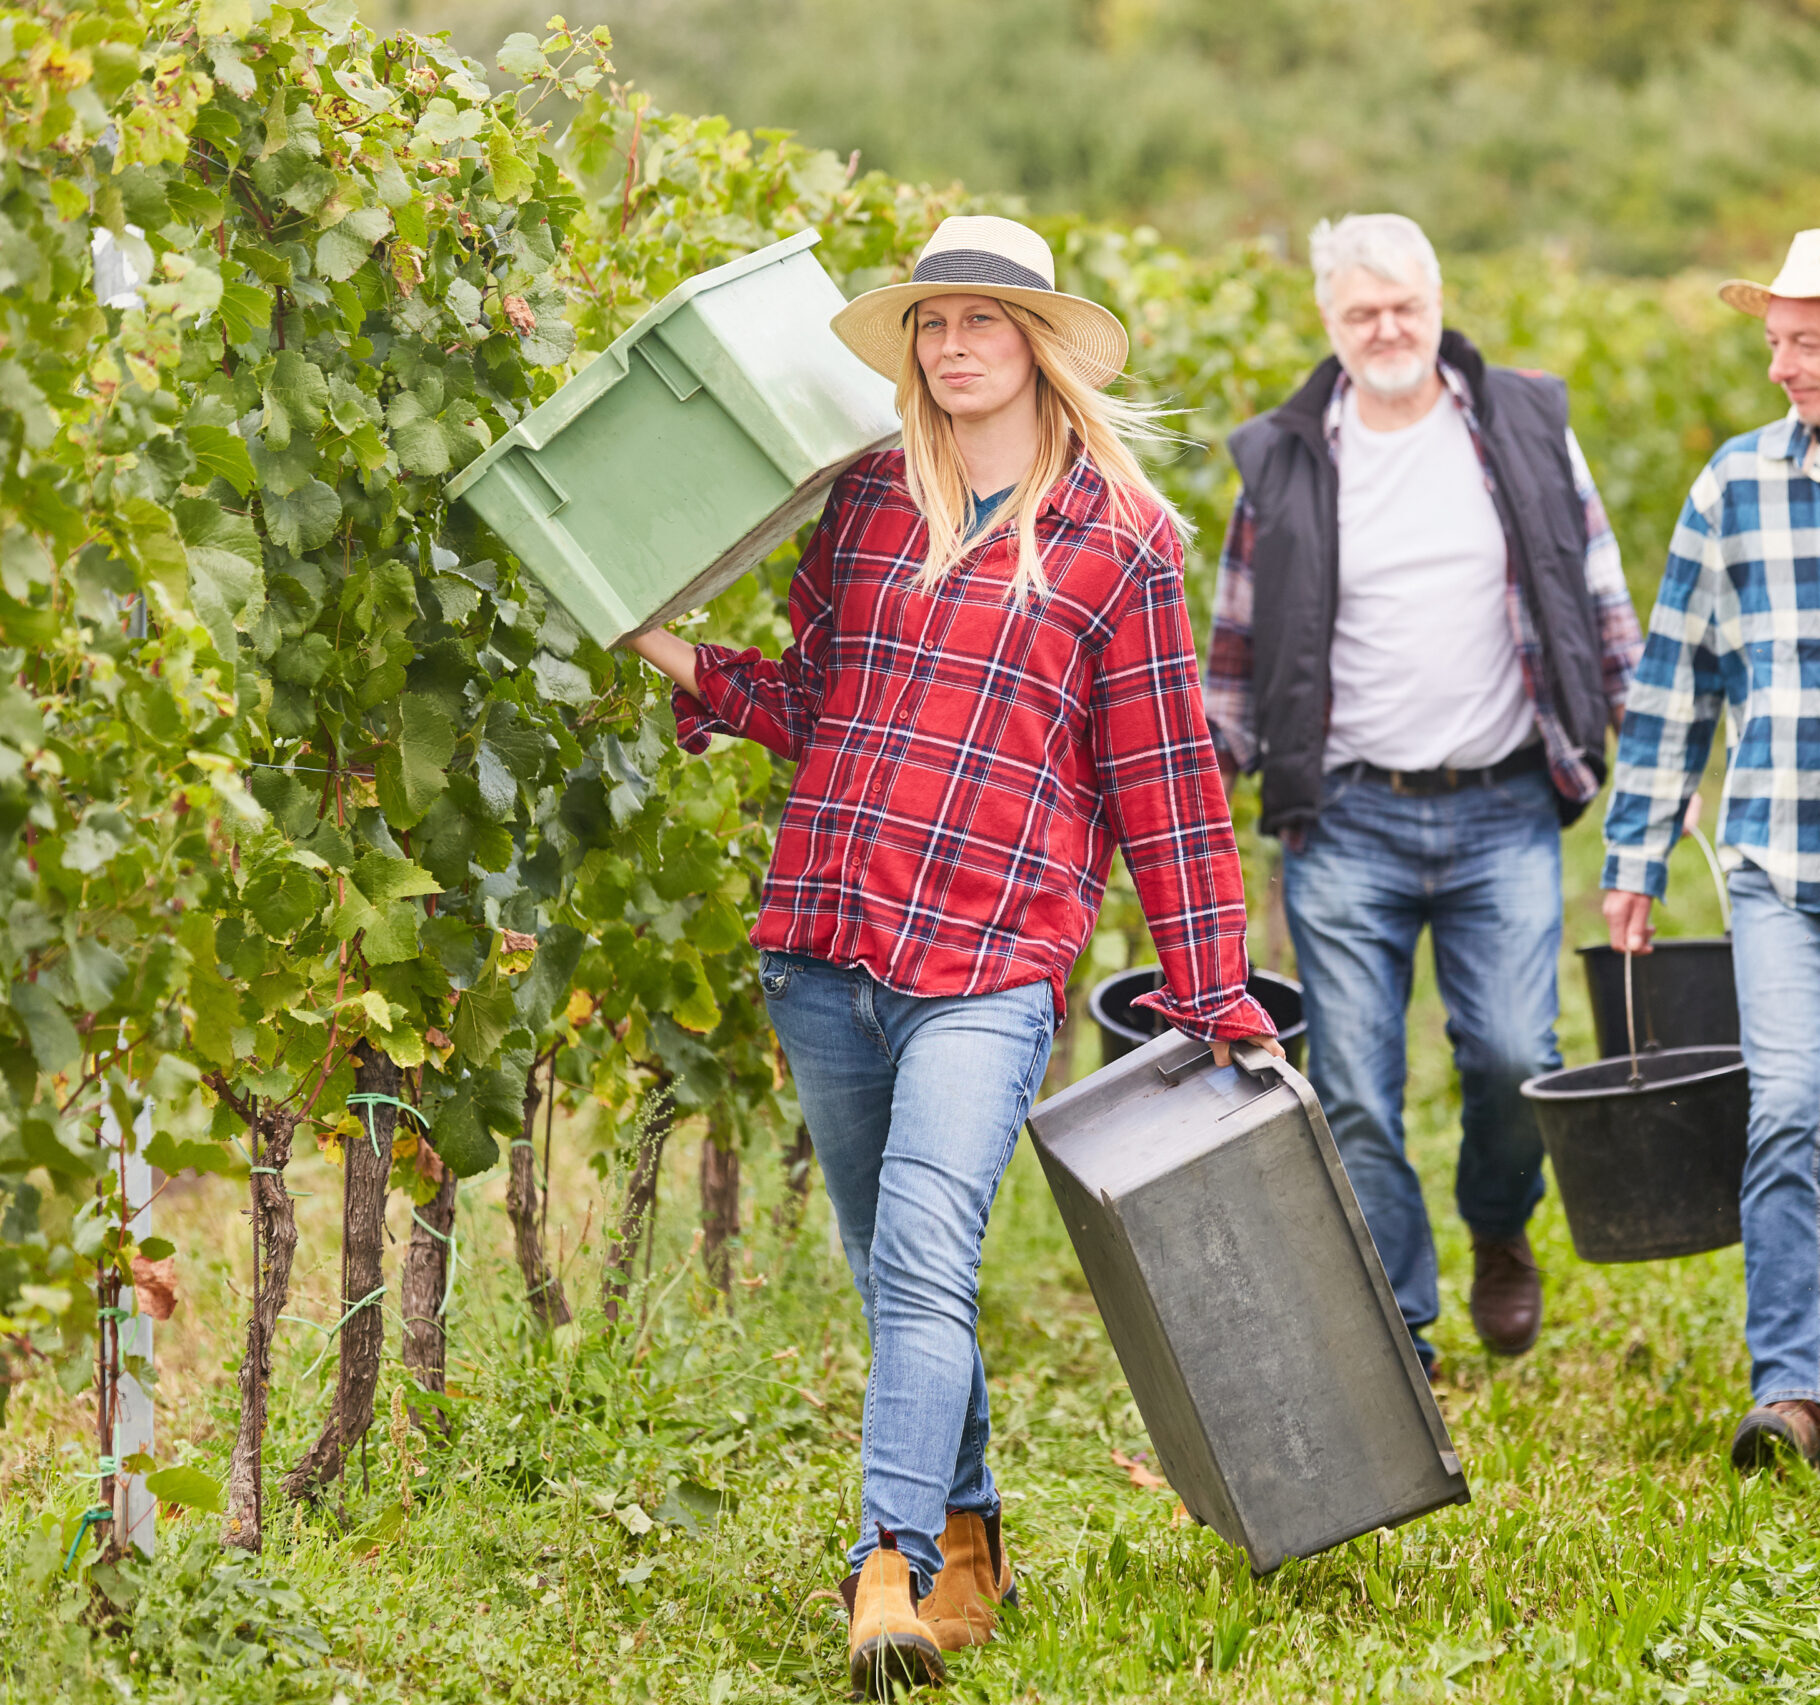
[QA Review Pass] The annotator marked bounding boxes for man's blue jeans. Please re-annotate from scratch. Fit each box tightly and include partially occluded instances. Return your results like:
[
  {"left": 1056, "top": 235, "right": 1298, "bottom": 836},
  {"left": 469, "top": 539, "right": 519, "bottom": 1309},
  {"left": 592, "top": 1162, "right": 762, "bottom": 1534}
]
[
  {"left": 1725, "top": 864, "right": 1820, "bottom": 1407},
  {"left": 1281, "top": 767, "right": 1562, "bottom": 1367},
  {"left": 758, "top": 950, "right": 1055, "bottom": 1596}
]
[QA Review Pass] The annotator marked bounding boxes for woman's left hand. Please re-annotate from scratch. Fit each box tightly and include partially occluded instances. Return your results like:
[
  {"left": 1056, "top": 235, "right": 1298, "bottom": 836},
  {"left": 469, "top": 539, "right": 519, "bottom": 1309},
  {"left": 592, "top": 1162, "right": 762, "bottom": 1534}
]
[
  {"left": 622, "top": 626, "right": 700, "bottom": 696},
  {"left": 1210, "top": 1034, "right": 1287, "bottom": 1068}
]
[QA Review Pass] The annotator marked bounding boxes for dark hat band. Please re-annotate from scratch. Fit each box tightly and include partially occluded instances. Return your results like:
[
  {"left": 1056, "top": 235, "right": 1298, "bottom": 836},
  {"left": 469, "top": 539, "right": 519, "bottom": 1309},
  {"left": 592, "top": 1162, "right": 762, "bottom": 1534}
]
[{"left": 910, "top": 249, "right": 1051, "bottom": 292}]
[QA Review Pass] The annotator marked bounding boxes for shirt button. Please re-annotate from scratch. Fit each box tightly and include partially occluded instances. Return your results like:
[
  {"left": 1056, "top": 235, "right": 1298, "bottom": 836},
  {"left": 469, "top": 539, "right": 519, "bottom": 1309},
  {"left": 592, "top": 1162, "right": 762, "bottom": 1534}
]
[{"left": 896, "top": 708, "right": 911, "bottom": 723}]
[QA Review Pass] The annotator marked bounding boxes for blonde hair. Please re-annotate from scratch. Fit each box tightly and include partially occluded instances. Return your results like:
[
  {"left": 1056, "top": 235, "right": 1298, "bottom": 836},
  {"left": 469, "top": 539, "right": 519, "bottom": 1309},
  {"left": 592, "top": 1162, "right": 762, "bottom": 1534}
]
[{"left": 896, "top": 299, "right": 1191, "bottom": 605}]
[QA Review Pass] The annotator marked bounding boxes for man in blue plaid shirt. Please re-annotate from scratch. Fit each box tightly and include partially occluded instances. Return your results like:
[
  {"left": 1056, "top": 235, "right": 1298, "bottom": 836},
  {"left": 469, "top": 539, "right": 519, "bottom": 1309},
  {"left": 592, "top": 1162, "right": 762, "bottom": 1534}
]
[{"left": 1604, "top": 229, "right": 1820, "bottom": 1474}]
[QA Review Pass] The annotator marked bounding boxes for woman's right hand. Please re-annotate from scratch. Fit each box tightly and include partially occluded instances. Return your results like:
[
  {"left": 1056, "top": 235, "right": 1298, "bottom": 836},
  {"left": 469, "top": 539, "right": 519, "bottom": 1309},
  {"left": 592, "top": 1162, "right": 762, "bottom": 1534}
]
[
  {"left": 623, "top": 627, "right": 700, "bottom": 697},
  {"left": 1211, "top": 1034, "right": 1287, "bottom": 1067}
]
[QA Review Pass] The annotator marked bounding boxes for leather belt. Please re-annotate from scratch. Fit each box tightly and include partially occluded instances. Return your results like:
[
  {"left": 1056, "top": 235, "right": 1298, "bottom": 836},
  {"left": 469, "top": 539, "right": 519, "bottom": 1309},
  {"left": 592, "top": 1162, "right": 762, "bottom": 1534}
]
[{"left": 1337, "top": 741, "right": 1548, "bottom": 798}]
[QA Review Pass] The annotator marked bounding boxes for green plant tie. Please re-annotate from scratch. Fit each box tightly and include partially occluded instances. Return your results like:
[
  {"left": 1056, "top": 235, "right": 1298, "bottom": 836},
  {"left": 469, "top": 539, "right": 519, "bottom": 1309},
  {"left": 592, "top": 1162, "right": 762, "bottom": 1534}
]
[
  {"left": 347, "top": 1093, "right": 429, "bottom": 1160},
  {"left": 410, "top": 1210, "right": 460, "bottom": 1316},
  {"left": 63, "top": 1507, "right": 111, "bottom": 1572},
  {"left": 278, "top": 1284, "right": 389, "bottom": 1379},
  {"left": 95, "top": 1307, "right": 131, "bottom": 1322},
  {"left": 410, "top": 1209, "right": 452, "bottom": 1242},
  {"left": 249, "top": 1165, "right": 279, "bottom": 1175}
]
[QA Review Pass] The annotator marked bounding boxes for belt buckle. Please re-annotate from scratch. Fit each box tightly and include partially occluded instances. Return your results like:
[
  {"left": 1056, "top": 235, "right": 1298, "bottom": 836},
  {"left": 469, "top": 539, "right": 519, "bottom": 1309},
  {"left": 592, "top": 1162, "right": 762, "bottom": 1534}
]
[{"left": 1389, "top": 769, "right": 1411, "bottom": 796}]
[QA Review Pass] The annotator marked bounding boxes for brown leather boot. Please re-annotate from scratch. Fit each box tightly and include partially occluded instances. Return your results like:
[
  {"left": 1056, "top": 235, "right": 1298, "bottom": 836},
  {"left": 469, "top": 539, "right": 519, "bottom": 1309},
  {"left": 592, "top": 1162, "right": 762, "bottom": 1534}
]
[
  {"left": 1730, "top": 1400, "right": 1820, "bottom": 1473},
  {"left": 840, "top": 1531, "right": 945, "bottom": 1696},
  {"left": 918, "top": 1508, "right": 1017, "bottom": 1651},
  {"left": 1470, "top": 1233, "right": 1542, "bottom": 1355}
]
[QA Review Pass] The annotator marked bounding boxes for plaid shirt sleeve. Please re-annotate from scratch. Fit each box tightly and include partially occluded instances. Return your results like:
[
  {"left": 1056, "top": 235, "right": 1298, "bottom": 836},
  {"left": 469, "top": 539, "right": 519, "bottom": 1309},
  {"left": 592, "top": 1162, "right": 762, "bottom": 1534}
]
[
  {"left": 1600, "top": 472, "right": 1726, "bottom": 897},
  {"left": 672, "top": 502, "right": 837, "bottom": 759},
  {"left": 1201, "top": 494, "right": 1259, "bottom": 768},
  {"left": 1100, "top": 522, "right": 1276, "bottom": 1044},
  {"left": 1566, "top": 427, "right": 1644, "bottom": 722}
]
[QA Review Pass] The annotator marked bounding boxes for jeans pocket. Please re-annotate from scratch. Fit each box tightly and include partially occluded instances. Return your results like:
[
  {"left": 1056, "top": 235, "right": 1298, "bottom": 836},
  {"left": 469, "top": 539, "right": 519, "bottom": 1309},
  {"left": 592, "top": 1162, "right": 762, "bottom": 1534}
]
[{"left": 758, "top": 950, "right": 795, "bottom": 1000}]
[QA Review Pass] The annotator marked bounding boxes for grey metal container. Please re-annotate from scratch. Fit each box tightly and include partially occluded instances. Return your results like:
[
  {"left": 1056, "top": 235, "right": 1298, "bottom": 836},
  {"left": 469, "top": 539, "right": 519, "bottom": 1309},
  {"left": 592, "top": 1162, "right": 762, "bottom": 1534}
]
[{"left": 1027, "top": 1035, "right": 1469, "bottom": 1574}]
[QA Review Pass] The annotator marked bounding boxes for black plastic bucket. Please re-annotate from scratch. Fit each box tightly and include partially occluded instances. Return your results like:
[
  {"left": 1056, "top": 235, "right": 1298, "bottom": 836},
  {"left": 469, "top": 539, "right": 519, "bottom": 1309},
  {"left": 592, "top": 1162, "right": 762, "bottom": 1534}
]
[
  {"left": 1577, "top": 938, "right": 1738, "bottom": 1057},
  {"left": 1519, "top": 1046, "right": 1748, "bottom": 1262},
  {"left": 1087, "top": 965, "right": 1307, "bottom": 1071}
]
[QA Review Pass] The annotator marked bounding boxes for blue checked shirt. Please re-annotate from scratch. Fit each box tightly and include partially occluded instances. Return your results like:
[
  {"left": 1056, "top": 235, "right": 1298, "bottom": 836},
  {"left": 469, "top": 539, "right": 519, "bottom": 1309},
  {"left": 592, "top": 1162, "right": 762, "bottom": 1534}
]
[{"left": 1604, "top": 413, "right": 1820, "bottom": 910}]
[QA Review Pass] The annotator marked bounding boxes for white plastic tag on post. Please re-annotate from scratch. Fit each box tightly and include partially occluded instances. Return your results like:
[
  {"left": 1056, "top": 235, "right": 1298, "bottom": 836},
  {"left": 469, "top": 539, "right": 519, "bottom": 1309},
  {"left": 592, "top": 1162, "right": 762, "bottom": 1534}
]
[{"left": 99, "top": 1096, "right": 156, "bottom": 1558}]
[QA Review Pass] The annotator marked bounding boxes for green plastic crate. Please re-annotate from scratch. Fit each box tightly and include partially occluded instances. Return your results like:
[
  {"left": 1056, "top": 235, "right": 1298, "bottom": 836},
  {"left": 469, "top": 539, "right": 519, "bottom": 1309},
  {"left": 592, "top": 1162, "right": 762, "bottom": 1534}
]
[{"left": 448, "top": 229, "right": 900, "bottom": 647}]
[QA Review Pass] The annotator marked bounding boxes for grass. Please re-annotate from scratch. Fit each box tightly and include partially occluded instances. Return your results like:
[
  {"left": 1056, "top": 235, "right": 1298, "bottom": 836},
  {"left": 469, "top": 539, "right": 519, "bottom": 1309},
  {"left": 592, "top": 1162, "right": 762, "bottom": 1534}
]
[{"left": 5, "top": 776, "right": 1819, "bottom": 1702}]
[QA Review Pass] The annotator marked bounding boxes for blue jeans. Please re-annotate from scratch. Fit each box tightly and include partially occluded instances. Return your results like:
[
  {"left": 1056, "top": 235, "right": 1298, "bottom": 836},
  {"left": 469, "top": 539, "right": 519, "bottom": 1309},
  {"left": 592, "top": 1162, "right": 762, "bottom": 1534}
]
[
  {"left": 759, "top": 950, "right": 1055, "bottom": 1595},
  {"left": 1281, "top": 767, "right": 1562, "bottom": 1367},
  {"left": 1726, "top": 864, "right": 1820, "bottom": 1406}
]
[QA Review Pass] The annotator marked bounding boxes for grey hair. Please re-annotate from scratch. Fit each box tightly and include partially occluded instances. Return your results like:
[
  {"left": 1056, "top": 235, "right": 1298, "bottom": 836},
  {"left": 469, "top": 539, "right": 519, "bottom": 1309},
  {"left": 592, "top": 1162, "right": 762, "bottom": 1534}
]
[{"left": 1309, "top": 214, "right": 1442, "bottom": 310}]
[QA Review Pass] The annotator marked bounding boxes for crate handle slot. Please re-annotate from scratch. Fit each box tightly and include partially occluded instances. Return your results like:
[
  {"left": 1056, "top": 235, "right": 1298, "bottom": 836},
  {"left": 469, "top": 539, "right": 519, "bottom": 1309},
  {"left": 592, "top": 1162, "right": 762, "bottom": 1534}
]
[
  {"left": 638, "top": 337, "right": 703, "bottom": 403},
  {"left": 1156, "top": 1041, "right": 1283, "bottom": 1092},
  {"left": 1156, "top": 1048, "right": 1213, "bottom": 1087},
  {"left": 510, "top": 451, "right": 571, "bottom": 519}
]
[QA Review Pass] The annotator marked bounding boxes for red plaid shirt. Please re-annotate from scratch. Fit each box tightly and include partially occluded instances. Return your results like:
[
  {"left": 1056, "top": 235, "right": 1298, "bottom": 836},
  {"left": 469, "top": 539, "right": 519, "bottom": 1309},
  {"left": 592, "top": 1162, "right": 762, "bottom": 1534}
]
[{"left": 671, "top": 449, "right": 1272, "bottom": 1044}]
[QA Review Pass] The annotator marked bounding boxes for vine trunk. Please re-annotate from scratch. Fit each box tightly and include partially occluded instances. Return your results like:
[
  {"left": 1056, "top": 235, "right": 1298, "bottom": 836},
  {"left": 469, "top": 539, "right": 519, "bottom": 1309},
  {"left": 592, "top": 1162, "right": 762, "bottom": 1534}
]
[
  {"left": 283, "top": 1043, "right": 396, "bottom": 1501},
  {"left": 222, "top": 1111, "right": 300, "bottom": 1549}
]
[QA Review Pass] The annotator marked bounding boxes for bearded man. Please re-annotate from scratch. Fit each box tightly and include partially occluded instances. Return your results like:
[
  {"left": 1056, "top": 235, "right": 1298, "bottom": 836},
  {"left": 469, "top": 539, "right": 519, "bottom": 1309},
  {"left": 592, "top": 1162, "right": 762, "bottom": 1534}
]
[{"left": 1204, "top": 213, "right": 1642, "bottom": 1378}]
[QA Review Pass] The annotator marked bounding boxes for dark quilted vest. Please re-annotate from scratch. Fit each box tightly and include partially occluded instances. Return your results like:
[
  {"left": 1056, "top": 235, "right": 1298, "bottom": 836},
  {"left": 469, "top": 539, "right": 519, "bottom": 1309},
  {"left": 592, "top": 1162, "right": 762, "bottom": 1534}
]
[{"left": 1226, "top": 330, "right": 1606, "bottom": 835}]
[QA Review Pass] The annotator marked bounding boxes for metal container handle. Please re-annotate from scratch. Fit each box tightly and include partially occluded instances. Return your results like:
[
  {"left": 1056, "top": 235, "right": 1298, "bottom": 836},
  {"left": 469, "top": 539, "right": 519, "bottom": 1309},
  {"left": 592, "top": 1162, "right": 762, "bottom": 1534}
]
[
  {"left": 1155, "top": 1039, "right": 1284, "bottom": 1089},
  {"left": 1232, "top": 1041, "right": 1284, "bottom": 1080}
]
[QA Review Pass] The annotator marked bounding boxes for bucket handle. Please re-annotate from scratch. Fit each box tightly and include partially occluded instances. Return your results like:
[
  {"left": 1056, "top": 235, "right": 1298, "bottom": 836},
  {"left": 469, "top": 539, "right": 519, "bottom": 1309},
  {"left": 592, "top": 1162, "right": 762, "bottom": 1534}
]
[
  {"left": 1682, "top": 792, "right": 1732, "bottom": 932},
  {"left": 1623, "top": 949, "right": 1644, "bottom": 1090}
]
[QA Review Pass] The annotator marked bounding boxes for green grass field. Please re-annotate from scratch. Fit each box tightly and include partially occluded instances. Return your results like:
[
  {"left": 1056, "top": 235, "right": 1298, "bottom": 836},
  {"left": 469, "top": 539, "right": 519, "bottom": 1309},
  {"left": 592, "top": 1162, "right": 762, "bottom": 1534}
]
[{"left": 5, "top": 778, "right": 1817, "bottom": 1703}]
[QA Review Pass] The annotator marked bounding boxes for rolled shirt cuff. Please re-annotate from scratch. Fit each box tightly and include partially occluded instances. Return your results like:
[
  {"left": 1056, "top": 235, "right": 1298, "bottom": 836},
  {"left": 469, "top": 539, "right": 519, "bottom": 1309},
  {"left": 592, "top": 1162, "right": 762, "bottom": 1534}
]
[
  {"left": 670, "top": 643, "right": 756, "bottom": 754},
  {"left": 1132, "top": 987, "right": 1277, "bottom": 1045},
  {"left": 1600, "top": 848, "right": 1669, "bottom": 900}
]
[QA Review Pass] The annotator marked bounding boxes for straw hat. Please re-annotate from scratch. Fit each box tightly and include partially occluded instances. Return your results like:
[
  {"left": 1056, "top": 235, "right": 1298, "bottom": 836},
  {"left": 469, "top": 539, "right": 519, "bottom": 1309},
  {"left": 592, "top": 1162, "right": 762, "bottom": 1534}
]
[
  {"left": 1720, "top": 229, "right": 1820, "bottom": 317},
  {"left": 831, "top": 215, "right": 1129, "bottom": 389}
]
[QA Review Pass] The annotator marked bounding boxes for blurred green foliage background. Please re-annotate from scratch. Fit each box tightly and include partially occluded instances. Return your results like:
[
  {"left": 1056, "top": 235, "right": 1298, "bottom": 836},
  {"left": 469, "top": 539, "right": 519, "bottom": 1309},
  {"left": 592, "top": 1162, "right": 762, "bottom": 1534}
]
[{"left": 379, "top": 0, "right": 1820, "bottom": 274}]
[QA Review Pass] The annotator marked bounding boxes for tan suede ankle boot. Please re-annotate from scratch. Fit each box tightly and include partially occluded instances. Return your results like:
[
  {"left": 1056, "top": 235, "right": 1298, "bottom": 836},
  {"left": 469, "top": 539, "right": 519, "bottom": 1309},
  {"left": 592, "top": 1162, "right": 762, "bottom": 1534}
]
[
  {"left": 843, "top": 1531, "right": 945, "bottom": 1696},
  {"left": 918, "top": 1508, "right": 1016, "bottom": 1651}
]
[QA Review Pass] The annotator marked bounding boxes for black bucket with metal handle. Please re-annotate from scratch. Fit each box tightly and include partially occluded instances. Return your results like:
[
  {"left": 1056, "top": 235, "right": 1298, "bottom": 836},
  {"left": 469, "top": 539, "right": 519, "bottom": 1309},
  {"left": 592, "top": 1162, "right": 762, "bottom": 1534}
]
[
  {"left": 1521, "top": 951, "right": 1748, "bottom": 1262},
  {"left": 1576, "top": 795, "right": 1739, "bottom": 1059},
  {"left": 1088, "top": 966, "right": 1307, "bottom": 1070},
  {"left": 1577, "top": 938, "right": 1738, "bottom": 1056}
]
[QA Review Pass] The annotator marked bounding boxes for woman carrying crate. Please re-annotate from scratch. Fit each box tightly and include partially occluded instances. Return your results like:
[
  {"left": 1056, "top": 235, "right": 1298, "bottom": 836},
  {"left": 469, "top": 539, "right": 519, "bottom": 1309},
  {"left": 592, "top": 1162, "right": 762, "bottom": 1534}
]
[{"left": 628, "top": 215, "right": 1279, "bottom": 1696}]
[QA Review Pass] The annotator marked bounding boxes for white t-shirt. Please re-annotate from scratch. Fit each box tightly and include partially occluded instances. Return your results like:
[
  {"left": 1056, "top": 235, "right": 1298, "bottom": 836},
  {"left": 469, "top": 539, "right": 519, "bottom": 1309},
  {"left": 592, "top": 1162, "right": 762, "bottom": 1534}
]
[{"left": 1324, "top": 386, "right": 1535, "bottom": 773}]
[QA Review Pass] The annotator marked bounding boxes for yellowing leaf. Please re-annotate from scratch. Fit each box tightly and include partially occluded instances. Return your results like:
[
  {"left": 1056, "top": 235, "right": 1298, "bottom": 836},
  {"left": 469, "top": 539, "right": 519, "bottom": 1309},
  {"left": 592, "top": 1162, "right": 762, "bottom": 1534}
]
[
  {"left": 667, "top": 943, "right": 721, "bottom": 1035},
  {"left": 198, "top": 0, "right": 253, "bottom": 34},
  {"left": 486, "top": 123, "right": 535, "bottom": 203},
  {"left": 358, "top": 989, "right": 394, "bottom": 1031}
]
